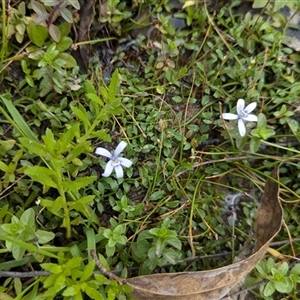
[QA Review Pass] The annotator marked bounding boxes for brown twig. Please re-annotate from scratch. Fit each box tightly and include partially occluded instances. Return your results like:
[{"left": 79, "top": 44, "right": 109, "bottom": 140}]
[{"left": 90, "top": 249, "right": 125, "bottom": 284}]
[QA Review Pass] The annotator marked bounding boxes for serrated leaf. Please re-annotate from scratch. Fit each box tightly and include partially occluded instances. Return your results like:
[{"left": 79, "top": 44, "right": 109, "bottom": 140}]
[
  {"left": 66, "top": 257, "right": 82, "bottom": 269},
  {"left": 19, "top": 138, "right": 54, "bottom": 159},
  {"left": 86, "top": 93, "right": 103, "bottom": 106},
  {"left": 66, "top": 142, "right": 91, "bottom": 162},
  {"left": 99, "top": 86, "right": 109, "bottom": 101},
  {"left": 108, "top": 69, "right": 119, "bottom": 101},
  {"left": 42, "top": 128, "right": 56, "bottom": 152},
  {"left": 84, "top": 81, "right": 96, "bottom": 94},
  {"left": 70, "top": 104, "right": 91, "bottom": 126},
  {"left": 58, "top": 123, "right": 80, "bottom": 151},
  {"left": 24, "top": 166, "right": 57, "bottom": 188}
]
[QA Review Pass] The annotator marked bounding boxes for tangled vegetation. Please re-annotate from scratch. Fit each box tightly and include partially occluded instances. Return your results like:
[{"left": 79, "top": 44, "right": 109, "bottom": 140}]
[{"left": 0, "top": 0, "right": 300, "bottom": 299}]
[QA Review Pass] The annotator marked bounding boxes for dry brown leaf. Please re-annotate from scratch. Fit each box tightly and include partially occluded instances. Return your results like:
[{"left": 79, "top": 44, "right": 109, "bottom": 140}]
[{"left": 126, "top": 168, "right": 282, "bottom": 300}]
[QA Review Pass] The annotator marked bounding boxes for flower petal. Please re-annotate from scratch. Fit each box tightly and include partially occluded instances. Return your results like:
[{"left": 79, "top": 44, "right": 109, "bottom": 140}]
[
  {"left": 114, "top": 165, "right": 124, "bottom": 178},
  {"left": 102, "top": 160, "right": 114, "bottom": 177},
  {"left": 118, "top": 157, "right": 133, "bottom": 168},
  {"left": 238, "top": 119, "right": 246, "bottom": 137},
  {"left": 244, "top": 102, "right": 257, "bottom": 114},
  {"left": 114, "top": 141, "right": 127, "bottom": 157},
  {"left": 243, "top": 114, "right": 258, "bottom": 122},
  {"left": 95, "top": 147, "right": 112, "bottom": 158},
  {"left": 236, "top": 99, "right": 245, "bottom": 114},
  {"left": 221, "top": 113, "right": 238, "bottom": 120}
]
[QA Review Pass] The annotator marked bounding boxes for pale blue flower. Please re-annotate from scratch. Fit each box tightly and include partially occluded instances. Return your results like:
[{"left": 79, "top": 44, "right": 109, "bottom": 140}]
[
  {"left": 95, "top": 141, "right": 132, "bottom": 178},
  {"left": 221, "top": 99, "right": 258, "bottom": 137}
]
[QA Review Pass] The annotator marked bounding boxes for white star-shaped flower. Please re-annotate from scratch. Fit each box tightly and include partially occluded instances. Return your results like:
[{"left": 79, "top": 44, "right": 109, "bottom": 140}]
[
  {"left": 95, "top": 141, "right": 133, "bottom": 178},
  {"left": 221, "top": 99, "right": 258, "bottom": 137}
]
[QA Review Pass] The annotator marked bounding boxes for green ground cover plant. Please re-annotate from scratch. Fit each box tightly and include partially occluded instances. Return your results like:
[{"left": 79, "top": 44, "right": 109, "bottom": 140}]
[{"left": 0, "top": 0, "right": 300, "bottom": 299}]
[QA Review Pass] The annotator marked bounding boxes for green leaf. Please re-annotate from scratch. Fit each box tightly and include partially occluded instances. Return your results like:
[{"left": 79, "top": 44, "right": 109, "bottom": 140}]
[
  {"left": 252, "top": 0, "right": 269, "bottom": 8},
  {"left": 108, "top": 69, "right": 119, "bottom": 100},
  {"left": 56, "top": 36, "right": 73, "bottom": 52},
  {"left": 41, "top": 263, "right": 62, "bottom": 274},
  {"left": 149, "top": 190, "right": 165, "bottom": 201},
  {"left": 277, "top": 262, "right": 289, "bottom": 275},
  {"left": 42, "top": 128, "right": 56, "bottom": 152},
  {"left": 275, "top": 278, "right": 293, "bottom": 293},
  {"left": 24, "top": 166, "right": 57, "bottom": 188},
  {"left": 84, "top": 81, "right": 96, "bottom": 94},
  {"left": 81, "top": 260, "right": 95, "bottom": 282},
  {"left": 49, "top": 24, "right": 61, "bottom": 42},
  {"left": 66, "top": 257, "right": 82, "bottom": 270},
  {"left": 163, "top": 248, "right": 179, "bottom": 264},
  {"left": 85, "top": 286, "right": 105, "bottom": 300},
  {"left": 90, "top": 130, "right": 111, "bottom": 141},
  {"left": 0, "top": 95, "right": 38, "bottom": 141},
  {"left": 263, "top": 281, "right": 276, "bottom": 297},
  {"left": 59, "top": 7, "right": 73, "bottom": 23},
  {"left": 0, "top": 161, "right": 9, "bottom": 172},
  {"left": 259, "top": 128, "right": 275, "bottom": 139},
  {"left": 105, "top": 243, "right": 115, "bottom": 257},
  {"left": 31, "top": 0, "right": 47, "bottom": 15},
  {"left": 66, "top": 142, "right": 91, "bottom": 162},
  {"left": 27, "top": 23, "right": 48, "bottom": 47},
  {"left": 20, "top": 208, "right": 35, "bottom": 228},
  {"left": 70, "top": 104, "right": 91, "bottom": 127},
  {"left": 256, "top": 262, "right": 268, "bottom": 277},
  {"left": 86, "top": 93, "right": 104, "bottom": 106},
  {"left": 58, "top": 53, "right": 77, "bottom": 68},
  {"left": 58, "top": 123, "right": 80, "bottom": 151},
  {"left": 166, "top": 236, "right": 182, "bottom": 250},
  {"left": 250, "top": 137, "right": 260, "bottom": 153},
  {"left": 62, "top": 176, "right": 96, "bottom": 192},
  {"left": 69, "top": 0, "right": 80, "bottom": 10},
  {"left": 0, "top": 234, "right": 59, "bottom": 259},
  {"left": 58, "top": 22, "right": 71, "bottom": 37},
  {"left": 12, "top": 244, "right": 26, "bottom": 261},
  {"left": 257, "top": 113, "right": 266, "bottom": 128},
  {"left": 68, "top": 195, "right": 95, "bottom": 211},
  {"left": 19, "top": 138, "right": 54, "bottom": 159},
  {"left": 291, "top": 263, "right": 300, "bottom": 275},
  {"left": 62, "top": 285, "right": 81, "bottom": 296},
  {"left": 99, "top": 87, "right": 109, "bottom": 101},
  {"left": 36, "top": 230, "right": 55, "bottom": 244},
  {"left": 0, "top": 139, "right": 15, "bottom": 154}
]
